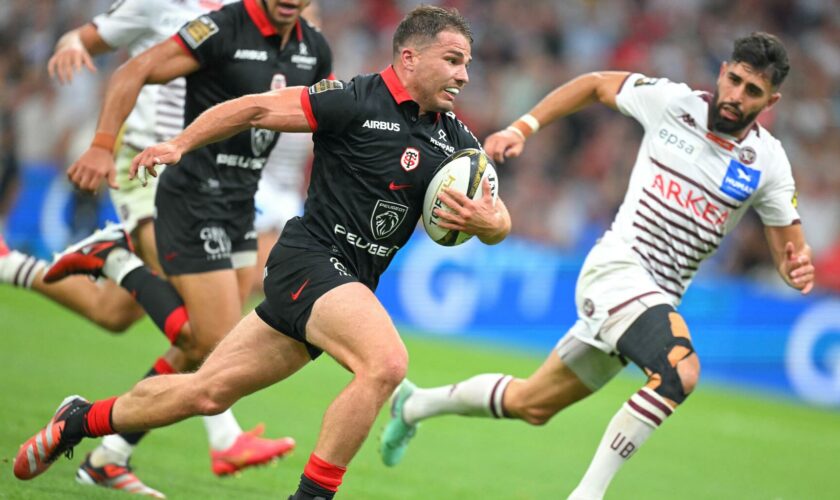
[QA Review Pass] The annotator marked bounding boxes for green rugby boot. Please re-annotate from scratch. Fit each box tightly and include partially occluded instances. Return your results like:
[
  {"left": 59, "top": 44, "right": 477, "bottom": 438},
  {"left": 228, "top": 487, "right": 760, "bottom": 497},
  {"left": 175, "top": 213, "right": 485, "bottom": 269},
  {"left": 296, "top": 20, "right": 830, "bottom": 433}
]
[{"left": 379, "top": 379, "right": 418, "bottom": 467}]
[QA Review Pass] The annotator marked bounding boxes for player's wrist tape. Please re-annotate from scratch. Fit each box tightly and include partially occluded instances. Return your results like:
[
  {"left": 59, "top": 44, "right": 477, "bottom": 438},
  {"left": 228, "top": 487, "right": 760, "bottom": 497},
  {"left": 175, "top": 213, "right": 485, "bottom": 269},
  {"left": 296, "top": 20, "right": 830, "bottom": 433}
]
[
  {"left": 90, "top": 131, "right": 116, "bottom": 153},
  {"left": 509, "top": 113, "right": 540, "bottom": 140},
  {"left": 505, "top": 126, "right": 526, "bottom": 140}
]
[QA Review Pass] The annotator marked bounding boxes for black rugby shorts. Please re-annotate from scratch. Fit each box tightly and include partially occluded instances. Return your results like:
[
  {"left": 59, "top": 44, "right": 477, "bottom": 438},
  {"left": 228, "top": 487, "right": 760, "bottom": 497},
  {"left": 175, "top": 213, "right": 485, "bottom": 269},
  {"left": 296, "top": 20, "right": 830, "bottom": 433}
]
[
  {"left": 154, "top": 188, "right": 257, "bottom": 276},
  {"left": 255, "top": 242, "right": 359, "bottom": 359}
]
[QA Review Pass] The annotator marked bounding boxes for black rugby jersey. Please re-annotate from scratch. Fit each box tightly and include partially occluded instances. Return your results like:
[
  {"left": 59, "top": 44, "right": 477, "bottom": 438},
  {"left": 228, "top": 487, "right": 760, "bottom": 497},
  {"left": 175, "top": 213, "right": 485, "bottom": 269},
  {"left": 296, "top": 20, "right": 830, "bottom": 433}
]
[
  {"left": 162, "top": 0, "right": 332, "bottom": 207},
  {"left": 281, "top": 66, "right": 482, "bottom": 289}
]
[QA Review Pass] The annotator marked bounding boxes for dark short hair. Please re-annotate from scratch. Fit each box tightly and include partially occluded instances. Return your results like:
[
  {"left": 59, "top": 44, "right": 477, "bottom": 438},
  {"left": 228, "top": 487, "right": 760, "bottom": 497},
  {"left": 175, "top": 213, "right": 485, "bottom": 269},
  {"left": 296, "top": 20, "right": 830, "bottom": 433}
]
[
  {"left": 392, "top": 5, "right": 473, "bottom": 56},
  {"left": 731, "top": 32, "right": 790, "bottom": 88}
]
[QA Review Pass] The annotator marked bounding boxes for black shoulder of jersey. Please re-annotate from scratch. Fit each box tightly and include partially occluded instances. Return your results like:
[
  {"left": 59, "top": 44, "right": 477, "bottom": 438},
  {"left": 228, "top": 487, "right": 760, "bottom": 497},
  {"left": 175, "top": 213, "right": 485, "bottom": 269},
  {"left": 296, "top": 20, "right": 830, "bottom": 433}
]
[
  {"left": 299, "top": 18, "right": 330, "bottom": 49},
  {"left": 300, "top": 17, "right": 322, "bottom": 33},
  {"left": 443, "top": 110, "right": 482, "bottom": 149}
]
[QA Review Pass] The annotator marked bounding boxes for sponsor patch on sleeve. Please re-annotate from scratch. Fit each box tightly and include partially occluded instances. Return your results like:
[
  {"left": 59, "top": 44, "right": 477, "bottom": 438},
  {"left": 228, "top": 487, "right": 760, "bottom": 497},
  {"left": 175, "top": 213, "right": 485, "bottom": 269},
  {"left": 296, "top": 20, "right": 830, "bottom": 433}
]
[
  {"left": 179, "top": 16, "right": 219, "bottom": 49},
  {"left": 634, "top": 77, "right": 660, "bottom": 87},
  {"left": 720, "top": 159, "right": 761, "bottom": 201},
  {"left": 791, "top": 190, "right": 798, "bottom": 209},
  {"left": 308, "top": 79, "right": 344, "bottom": 94}
]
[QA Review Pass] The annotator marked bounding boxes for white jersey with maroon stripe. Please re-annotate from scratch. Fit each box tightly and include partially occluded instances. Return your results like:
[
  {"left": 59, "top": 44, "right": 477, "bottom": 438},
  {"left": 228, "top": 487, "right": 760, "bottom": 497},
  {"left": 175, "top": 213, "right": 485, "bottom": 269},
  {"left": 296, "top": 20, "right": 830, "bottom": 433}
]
[
  {"left": 572, "top": 73, "right": 800, "bottom": 352},
  {"left": 92, "top": 0, "right": 233, "bottom": 148}
]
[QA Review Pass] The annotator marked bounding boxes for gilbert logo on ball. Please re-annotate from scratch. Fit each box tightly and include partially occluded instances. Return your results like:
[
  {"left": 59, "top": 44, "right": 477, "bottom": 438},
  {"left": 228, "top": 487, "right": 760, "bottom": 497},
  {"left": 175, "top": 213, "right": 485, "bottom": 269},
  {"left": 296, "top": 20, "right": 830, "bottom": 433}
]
[{"left": 423, "top": 148, "right": 498, "bottom": 246}]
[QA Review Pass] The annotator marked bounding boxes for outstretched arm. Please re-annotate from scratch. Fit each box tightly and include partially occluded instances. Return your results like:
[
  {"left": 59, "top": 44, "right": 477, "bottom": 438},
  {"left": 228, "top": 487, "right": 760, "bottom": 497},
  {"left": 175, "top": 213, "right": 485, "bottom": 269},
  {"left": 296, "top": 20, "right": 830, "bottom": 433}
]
[
  {"left": 67, "top": 39, "right": 199, "bottom": 192},
  {"left": 484, "top": 71, "right": 629, "bottom": 164},
  {"left": 48, "top": 24, "right": 113, "bottom": 85},
  {"left": 130, "top": 87, "right": 311, "bottom": 183},
  {"left": 765, "top": 223, "right": 815, "bottom": 294}
]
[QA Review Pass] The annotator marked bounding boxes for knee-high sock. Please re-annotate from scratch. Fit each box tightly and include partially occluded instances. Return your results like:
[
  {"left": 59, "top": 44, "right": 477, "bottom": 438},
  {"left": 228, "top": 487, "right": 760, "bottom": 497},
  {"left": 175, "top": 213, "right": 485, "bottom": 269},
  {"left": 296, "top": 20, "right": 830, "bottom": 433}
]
[
  {"left": 402, "top": 374, "right": 514, "bottom": 425},
  {"left": 568, "top": 387, "right": 673, "bottom": 500},
  {"left": 0, "top": 250, "right": 46, "bottom": 288},
  {"left": 116, "top": 265, "right": 187, "bottom": 344}
]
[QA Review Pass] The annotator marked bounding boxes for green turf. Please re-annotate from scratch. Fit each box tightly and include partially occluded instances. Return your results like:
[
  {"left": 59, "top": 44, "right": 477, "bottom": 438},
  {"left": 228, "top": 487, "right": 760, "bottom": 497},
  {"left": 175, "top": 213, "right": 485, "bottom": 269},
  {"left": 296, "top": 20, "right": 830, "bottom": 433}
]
[{"left": 2, "top": 286, "right": 839, "bottom": 499}]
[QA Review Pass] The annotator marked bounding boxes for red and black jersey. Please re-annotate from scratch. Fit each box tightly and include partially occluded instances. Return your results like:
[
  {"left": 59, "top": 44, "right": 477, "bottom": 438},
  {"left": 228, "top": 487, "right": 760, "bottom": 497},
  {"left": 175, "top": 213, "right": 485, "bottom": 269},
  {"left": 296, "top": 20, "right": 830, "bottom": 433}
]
[
  {"left": 161, "top": 0, "right": 332, "bottom": 207},
  {"left": 280, "top": 66, "right": 482, "bottom": 289}
]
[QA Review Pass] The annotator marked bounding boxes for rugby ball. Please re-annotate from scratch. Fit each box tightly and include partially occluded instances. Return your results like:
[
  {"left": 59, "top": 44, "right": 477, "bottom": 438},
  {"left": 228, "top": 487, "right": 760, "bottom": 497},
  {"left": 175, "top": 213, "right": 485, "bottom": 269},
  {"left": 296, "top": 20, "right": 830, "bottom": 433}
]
[{"left": 423, "top": 148, "right": 498, "bottom": 246}]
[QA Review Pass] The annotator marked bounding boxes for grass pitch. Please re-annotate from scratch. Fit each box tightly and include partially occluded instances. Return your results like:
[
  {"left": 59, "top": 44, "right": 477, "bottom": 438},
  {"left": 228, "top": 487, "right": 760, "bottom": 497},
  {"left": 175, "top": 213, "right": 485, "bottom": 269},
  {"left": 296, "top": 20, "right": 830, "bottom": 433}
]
[{"left": 1, "top": 286, "right": 838, "bottom": 499}]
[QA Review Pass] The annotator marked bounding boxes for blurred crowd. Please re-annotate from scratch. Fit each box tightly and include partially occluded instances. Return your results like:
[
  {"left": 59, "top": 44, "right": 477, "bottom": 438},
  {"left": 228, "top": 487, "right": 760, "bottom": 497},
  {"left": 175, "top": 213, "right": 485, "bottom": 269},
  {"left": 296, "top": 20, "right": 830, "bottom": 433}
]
[{"left": 1, "top": 0, "right": 839, "bottom": 290}]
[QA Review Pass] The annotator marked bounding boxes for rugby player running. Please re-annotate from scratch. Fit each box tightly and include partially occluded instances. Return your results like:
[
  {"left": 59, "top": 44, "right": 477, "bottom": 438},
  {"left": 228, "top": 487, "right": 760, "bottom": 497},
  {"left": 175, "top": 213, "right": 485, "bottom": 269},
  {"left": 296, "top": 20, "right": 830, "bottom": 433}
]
[
  {"left": 14, "top": 6, "right": 511, "bottom": 499},
  {"left": 3, "top": 1, "right": 311, "bottom": 496},
  {"left": 379, "top": 32, "right": 814, "bottom": 499}
]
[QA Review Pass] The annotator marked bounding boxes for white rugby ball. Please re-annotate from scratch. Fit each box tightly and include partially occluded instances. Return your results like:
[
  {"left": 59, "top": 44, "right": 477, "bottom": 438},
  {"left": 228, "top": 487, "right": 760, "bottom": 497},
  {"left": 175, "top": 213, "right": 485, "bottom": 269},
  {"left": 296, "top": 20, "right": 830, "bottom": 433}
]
[{"left": 423, "top": 148, "right": 498, "bottom": 246}]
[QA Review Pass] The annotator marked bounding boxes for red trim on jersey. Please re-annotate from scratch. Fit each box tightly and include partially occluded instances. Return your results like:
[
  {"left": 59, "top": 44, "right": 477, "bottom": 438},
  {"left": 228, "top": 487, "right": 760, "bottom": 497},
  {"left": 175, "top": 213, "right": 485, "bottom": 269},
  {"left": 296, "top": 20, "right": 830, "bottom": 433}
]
[
  {"left": 380, "top": 66, "right": 413, "bottom": 104},
  {"left": 303, "top": 453, "right": 346, "bottom": 492},
  {"left": 705, "top": 131, "right": 735, "bottom": 151},
  {"left": 170, "top": 33, "right": 195, "bottom": 58},
  {"left": 244, "top": 0, "right": 277, "bottom": 36},
  {"left": 295, "top": 19, "right": 303, "bottom": 41},
  {"left": 153, "top": 357, "right": 176, "bottom": 375},
  {"left": 163, "top": 305, "right": 188, "bottom": 345},
  {"left": 300, "top": 88, "right": 318, "bottom": 132},
  {"left": 85, "top": 397, "right": 117, "bottom": 437}
]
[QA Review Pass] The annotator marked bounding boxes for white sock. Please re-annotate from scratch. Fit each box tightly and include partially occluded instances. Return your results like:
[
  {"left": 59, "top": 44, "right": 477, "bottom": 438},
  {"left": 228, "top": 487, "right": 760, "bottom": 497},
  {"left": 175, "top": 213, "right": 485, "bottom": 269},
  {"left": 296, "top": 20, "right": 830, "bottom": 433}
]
[
  {"left": 0, "top": 250, "right": 46, "bottom": 288},
  {"left": 90, "top": 435, "right": 135, "bottom": 467},
  {"left": 568, "top": 388, "right": 673, "bottom": 500},
  {"left": 203, "top": 410, "right": 243, "bottom": 450},
  {"left": 103, "top": 248, "right": 145, "bottom": 284},
  {"left": 403, "top": 374, "right": 513, "bottom": 425}
]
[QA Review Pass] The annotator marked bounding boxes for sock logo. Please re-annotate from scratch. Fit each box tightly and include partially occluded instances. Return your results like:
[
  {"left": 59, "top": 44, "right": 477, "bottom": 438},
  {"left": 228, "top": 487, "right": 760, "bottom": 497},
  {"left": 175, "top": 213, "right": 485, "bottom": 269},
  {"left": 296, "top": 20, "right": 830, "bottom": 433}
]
[{"left": 610, "top": 433, "right": 636, "bottom": 459}]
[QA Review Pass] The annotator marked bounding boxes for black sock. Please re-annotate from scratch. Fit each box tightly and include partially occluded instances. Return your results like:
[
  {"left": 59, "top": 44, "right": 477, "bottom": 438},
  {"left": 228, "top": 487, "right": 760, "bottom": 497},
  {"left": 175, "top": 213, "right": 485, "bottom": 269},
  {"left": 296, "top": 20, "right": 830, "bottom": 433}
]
[
  {"left": 289, "top": 474, "right": 335, "bottom": 500},
  {"left": 120, "top": 267, "right": 187, "bottom": 343}
]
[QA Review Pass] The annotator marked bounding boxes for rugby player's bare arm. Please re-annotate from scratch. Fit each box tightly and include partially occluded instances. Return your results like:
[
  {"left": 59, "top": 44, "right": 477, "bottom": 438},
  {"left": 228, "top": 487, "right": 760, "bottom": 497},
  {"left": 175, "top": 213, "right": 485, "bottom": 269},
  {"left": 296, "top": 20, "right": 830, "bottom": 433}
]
[
  {"left": 130, "top": 87, "right": 311, "bottom": 182},
  {"left": 48, "top": 24, "right": 113, "bottom": 84},
  {"left": 67, "top": 39, "right": 198, "bottom": 192},
  {"left": 765, "top": 223, "right": 815, "bottom": 294},
  {"left": 96, "top": 39, "right": 199, "bottom": 137},
  {"left": 484, "top": 71, "right": 629, "bottom": 164}
]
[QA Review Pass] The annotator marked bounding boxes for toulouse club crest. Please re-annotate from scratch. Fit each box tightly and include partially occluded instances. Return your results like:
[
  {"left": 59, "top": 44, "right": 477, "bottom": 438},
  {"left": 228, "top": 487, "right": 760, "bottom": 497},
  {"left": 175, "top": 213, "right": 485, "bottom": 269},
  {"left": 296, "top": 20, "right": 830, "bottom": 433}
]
[{"left": 400, "top": 147, "right": 420, "bottom": 171}]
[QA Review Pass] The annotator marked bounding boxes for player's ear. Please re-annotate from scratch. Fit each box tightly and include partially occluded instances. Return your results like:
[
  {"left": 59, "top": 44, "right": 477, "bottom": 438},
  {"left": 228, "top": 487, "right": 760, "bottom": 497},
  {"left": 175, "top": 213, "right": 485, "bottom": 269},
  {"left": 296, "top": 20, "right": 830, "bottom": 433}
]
[
  {"left": 717, "top": 61, "right": 728, "bottom": 84},
  {"left": 400, "top": 47, "right": 418, "bottom": 72},
  {"left": 766, "top": 91, "right": 781, "bottom": 110}
]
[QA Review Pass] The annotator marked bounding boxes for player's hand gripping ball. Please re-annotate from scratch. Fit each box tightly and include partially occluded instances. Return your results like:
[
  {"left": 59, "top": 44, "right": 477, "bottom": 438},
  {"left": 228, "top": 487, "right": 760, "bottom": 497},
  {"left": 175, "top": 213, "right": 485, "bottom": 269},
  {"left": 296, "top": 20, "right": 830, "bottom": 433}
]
[{"left": 423, "top": 148, "right": 498, "bottom": 246}]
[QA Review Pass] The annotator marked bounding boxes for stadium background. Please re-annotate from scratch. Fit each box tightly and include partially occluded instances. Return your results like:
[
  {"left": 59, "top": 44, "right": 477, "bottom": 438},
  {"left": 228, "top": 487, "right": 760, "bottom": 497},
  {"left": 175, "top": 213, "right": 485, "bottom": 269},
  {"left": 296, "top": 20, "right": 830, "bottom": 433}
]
[{"left": 1, "top": 0, "right": 839, "bottom": 498}]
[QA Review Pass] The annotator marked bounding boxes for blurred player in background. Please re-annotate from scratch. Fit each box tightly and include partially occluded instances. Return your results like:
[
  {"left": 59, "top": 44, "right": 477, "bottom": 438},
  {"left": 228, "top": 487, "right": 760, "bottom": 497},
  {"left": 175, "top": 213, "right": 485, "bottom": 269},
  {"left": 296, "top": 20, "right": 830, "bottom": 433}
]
[
  {"left": 253, "top": 132, "right": 312, "bottom": 296},
  {"left": 380, "top": 32, "right": 815, "bottom": 499},
  {"left": 2, "top": 0, "right": 322, "bottom": 496},
  {"left": 251, "top": 1, "right": 321, "bottom": 297},
  {"left": 14, "top": 6, "right": 511, "bottom": 499}
]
